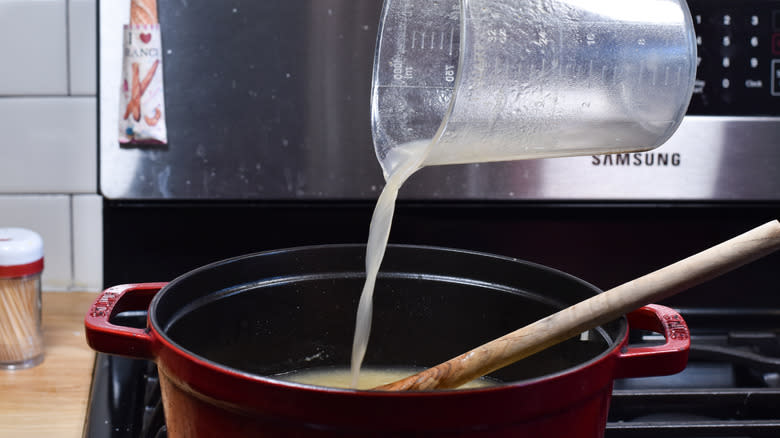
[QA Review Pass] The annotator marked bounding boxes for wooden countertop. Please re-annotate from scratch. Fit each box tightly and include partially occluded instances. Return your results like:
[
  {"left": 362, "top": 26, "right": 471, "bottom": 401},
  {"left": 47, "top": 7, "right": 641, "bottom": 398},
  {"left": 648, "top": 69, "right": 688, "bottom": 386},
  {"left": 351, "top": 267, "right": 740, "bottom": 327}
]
[{"left": 0, "top": 292, "right": 98, "bottom": 438}]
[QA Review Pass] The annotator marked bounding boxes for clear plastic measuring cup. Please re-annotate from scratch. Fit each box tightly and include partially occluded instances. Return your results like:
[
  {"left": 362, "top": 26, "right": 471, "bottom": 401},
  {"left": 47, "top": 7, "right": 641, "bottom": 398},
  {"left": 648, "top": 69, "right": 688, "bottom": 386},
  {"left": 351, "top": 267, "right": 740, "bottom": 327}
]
[{"left": 371, "top": 0, "right": 697, "bottom": 177}]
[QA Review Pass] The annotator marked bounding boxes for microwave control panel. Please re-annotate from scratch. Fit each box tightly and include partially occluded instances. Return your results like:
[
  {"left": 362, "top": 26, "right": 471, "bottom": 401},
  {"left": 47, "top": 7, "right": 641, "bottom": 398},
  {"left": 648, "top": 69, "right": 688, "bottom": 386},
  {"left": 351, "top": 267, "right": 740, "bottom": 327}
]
[{"left": 687, "top": 0, "right": 780, "bottom": 115}]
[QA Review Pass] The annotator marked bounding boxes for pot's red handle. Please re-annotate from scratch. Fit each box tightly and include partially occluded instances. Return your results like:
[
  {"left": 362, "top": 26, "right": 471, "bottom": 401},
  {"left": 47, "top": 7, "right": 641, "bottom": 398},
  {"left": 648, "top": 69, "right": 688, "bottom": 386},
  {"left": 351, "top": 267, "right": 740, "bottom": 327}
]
[
  {"left": 84, "top": 283, "right": 167, "bottom": 360},
  {"left": 614, "top": 304, "right": 690, "bottom": 379}
]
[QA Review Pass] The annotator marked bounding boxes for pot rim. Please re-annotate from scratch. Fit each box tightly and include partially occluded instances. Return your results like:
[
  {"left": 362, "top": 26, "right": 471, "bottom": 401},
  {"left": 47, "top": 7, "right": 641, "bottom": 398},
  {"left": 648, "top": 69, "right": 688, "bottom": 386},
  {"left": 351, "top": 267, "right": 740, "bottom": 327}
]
[{"left": 147, "top": 243, "right": 628, "bottom": 396}]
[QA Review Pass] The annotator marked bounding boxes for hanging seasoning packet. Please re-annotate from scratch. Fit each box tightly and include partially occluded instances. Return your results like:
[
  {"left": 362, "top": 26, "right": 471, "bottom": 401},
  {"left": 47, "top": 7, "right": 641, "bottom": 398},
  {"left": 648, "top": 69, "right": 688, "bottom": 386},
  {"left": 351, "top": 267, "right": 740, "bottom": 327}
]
[{"left": 118, "top": 0, "right": 168, "bottom": 145}]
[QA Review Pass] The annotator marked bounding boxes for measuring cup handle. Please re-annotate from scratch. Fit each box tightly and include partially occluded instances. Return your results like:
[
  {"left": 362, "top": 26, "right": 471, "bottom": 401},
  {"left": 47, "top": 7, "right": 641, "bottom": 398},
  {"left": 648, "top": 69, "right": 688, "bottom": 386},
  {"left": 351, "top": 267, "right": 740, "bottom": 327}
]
[
  {"left": 84, "top": 283, "right": 167, "bottom": 360},
  {"left": 614, "top": 304, "right": 690, "bottom": 379}
]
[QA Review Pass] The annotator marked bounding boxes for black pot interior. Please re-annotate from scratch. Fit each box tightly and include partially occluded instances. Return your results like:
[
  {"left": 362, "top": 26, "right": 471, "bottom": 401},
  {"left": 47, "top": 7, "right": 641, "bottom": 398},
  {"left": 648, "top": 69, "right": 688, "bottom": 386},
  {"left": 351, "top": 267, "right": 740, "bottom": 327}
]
[{"left": 153, "top": 245, "right": 625, "bottom": 384}]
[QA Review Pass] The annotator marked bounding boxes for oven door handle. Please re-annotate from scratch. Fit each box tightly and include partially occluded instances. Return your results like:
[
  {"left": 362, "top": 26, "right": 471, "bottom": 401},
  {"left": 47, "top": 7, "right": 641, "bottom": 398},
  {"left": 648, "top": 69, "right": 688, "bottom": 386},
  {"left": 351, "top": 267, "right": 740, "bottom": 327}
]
[
  {"left": 84, "top": 283, "right": 167, "bottom": 360},
  {"left": 614, "top": 304, "right": 690, "bottom": 379}
]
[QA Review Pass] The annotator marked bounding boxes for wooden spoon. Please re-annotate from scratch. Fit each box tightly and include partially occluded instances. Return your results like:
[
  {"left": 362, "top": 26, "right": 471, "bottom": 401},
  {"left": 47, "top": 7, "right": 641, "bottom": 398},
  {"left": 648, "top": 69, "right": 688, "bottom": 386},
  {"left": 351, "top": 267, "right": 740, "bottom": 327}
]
[{"left": 374, "top": 220, "right": 780, "bottom": 391}]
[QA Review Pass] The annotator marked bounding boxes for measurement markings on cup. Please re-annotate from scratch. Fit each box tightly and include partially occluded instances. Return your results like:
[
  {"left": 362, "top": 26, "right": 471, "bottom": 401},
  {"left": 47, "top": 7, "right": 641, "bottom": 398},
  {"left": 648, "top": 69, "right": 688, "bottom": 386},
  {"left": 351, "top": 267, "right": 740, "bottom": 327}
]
[{"left": 410, "top": 27, "right": 456, "bottom": 52}]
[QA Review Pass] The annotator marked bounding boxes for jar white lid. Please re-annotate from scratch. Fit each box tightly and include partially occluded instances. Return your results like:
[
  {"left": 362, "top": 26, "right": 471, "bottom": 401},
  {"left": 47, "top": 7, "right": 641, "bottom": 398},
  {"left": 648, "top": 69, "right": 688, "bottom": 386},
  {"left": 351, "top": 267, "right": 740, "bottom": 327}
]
[{"left": 0, "top": 228, "right": 44, "bottom": 267}]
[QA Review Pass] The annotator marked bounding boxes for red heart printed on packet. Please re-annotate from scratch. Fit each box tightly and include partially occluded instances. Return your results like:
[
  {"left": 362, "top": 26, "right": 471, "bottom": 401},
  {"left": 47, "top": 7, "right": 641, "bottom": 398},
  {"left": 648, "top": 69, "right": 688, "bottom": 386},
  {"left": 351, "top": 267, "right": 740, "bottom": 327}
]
[{"left": 140, "top": 33, "right": 152, "bottom": 43}]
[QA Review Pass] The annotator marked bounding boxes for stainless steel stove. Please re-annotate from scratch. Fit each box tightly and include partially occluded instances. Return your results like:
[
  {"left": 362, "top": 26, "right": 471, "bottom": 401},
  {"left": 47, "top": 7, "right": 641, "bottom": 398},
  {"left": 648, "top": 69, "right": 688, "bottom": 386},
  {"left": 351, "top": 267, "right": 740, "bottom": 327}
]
[{"left": 89, "top": 0, "right": 780, "bottom": 436}]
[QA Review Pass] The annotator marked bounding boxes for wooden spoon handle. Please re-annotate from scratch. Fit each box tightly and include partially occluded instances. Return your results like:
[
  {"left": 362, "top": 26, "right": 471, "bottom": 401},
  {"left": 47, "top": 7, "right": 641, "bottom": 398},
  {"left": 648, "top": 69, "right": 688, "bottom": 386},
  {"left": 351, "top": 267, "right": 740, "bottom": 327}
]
[{"left": 374, "top": 220, "right": 780, "bottom": 391}]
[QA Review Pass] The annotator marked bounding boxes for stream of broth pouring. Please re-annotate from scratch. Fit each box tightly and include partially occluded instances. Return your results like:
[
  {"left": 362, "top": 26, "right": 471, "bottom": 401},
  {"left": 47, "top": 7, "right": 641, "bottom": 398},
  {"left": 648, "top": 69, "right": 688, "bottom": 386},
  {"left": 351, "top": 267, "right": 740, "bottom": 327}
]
[{"left": 349, "top": 141, "right": 431, "bottom": 388}]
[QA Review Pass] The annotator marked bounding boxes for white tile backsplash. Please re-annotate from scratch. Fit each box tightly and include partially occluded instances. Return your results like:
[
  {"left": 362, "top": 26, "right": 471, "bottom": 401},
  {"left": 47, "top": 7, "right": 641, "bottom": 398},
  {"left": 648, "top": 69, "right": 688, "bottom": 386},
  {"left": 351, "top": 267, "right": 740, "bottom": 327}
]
[
  {"left": 0, "top": 0, "right": 68, "bottom": 95},
  {"left": 72, "top": 194, "right": 102, "bottom": 290},
  {"left": 1, "top": 0, "right": 103, "bottom": 291},
  {"left": 69, "top": 0, "right": 97, "bottom": 95},
  {"left": 0, "top": 195, "right": 72, "bottom": 290},
  {"left": 0, "top": 97, "right": 97, "bottom": 194}
]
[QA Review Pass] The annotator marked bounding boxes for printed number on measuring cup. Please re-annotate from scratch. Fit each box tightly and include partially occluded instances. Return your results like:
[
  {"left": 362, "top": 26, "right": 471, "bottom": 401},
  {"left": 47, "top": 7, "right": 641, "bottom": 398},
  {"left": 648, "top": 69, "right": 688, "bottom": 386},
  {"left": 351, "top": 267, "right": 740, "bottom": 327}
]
[
  {"left": 392, "top": 58, "right": 413, "bottom": 81},
  {"left": 486, "top": 28, "right": 507, "bottom": 43},
  {"left": 445, "top": 65, "right": 455, "bottom": 82}
]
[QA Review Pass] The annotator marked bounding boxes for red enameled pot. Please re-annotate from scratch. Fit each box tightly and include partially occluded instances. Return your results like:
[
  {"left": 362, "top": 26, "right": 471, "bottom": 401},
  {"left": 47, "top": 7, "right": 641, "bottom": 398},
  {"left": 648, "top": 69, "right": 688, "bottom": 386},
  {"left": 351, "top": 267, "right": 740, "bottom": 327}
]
[{"left": 85, "top": 245, "right": 689, "bottom": 437}]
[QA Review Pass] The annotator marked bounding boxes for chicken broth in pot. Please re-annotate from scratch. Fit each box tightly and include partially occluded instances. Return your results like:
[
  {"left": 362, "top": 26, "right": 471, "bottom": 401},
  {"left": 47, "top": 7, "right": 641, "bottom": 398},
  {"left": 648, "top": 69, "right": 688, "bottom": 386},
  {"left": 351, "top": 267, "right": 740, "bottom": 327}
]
[{"left": 274, "top": 366, "right": 500, "bottom": 390}]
